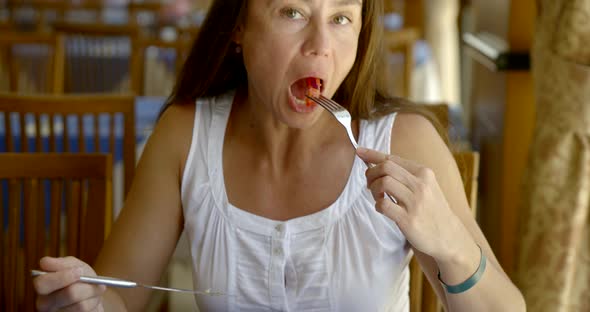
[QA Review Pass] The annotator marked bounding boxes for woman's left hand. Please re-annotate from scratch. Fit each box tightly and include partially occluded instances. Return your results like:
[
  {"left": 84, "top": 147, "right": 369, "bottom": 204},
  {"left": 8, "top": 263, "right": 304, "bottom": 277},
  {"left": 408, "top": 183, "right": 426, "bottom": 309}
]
[{"left": 357, "top": 147, "right": 473, "bottom": 262}]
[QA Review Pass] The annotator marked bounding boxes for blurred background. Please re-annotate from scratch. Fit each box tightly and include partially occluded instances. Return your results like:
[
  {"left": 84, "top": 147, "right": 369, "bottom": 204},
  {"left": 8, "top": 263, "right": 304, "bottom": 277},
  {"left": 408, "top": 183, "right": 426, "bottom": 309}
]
[{"left": 1, "top": 0, "right": 588, "bottom": 311}]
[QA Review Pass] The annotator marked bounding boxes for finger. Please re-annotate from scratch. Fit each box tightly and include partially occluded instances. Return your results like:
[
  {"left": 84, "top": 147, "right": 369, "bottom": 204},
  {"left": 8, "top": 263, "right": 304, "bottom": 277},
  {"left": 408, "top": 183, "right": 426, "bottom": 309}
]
[
  {"left": 40, "top": 256, "right": 89, "bottom": 273},
  {"left": 33, "top": 266, "right": 83, "bottom": 295},
  {"left": 365, "top": 158, "right": 419, "bottom": 191},
  {"left": 356, "top": 147, "right": 389, "bottom": 164},
  {"left": 59, "top": 296, "right": 103, "bottom": 312},
  {"left": 376, "top": 197, "right": 408, "bottom": 229},
  {"left": 37, "top": 283, "right": 106, "bottom": 311},
  {"left": 357, "top": 147, "right": 423, "bottom": 175},
  {"left": 368, "top": 176, "right": 413, "bottom": 208}
]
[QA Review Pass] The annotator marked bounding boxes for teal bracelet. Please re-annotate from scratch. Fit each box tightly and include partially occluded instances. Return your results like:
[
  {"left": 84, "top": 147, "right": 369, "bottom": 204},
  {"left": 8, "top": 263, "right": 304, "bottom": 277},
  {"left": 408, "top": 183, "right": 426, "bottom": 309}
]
[{"left": 438, "top": 244, "right": 486, "bottom": 294}]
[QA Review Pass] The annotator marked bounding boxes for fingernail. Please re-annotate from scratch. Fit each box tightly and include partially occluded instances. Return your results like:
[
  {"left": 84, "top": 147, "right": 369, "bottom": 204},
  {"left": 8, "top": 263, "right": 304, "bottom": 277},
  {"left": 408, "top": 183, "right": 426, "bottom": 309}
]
[{"left": 357, "top": 147, "right": 367, "bottom": 154}]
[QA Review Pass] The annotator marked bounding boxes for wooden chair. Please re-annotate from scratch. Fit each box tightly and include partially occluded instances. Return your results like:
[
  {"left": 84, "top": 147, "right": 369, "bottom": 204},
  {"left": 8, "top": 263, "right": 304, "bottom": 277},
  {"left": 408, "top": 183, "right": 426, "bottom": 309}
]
[
  {"left": 52, "top": 21, "right": 142, "bottom": 94},
  {"left": 0, "top": 31, "right": 65, "bottom": 93},
  {"left": 0, "top": 153, "right": 112, "bottom": 312},
  {"left": 383, "top": 0, "right": 425, "bottom": 98},
  {"left": 128, "top": 1, "right": 165, "bottom": 30},
  {"left": 0, "top": 92, "right": 136, "bottom": 207},
  {"left": 6, "top": 0, "right": 113, "bottom": 31},
  {"left": 136, "top": 36, "right": 192, "bottom": 96},
  {"left": 0, "top": 20, "right": 13, "bottom": 31},
  {"left": 385, "top": 28, "right": 420, "bottom": 98},
  {"left": 6, "top": 0, "right": 66, "bottom": 31}
]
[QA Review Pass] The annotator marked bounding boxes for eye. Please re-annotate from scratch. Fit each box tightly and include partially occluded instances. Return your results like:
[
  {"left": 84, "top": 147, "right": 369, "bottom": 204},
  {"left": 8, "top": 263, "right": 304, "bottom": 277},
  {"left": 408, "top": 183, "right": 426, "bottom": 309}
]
[
  {"left": 333, "top": 15, "right": 352, "bottom": 25},
  {"left": 281, "top": 7, "right": 305, "bottom": 20}
]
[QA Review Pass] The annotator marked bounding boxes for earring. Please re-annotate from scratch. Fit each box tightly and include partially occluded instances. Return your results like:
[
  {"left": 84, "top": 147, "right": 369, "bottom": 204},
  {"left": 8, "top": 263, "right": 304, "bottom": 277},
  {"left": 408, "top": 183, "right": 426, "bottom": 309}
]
[{"left": 235, "top": 45, "right": 242, "bottom": 53}]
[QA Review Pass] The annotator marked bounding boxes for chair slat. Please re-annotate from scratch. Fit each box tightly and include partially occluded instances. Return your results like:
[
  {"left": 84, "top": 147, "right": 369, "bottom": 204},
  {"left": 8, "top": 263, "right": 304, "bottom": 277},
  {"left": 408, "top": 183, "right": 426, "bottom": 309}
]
[
  {"left": 78, "top": 115, "right": 84, "bottom": 152},
  {"left": 5, "top": 111, "right": 14, "bottom": 151},
  {"left": 7, "top": 180, "right": 21, "bottom": 311},
  {"left": 49, "top": 180, "right": 62, "bottom": 257},
  {"left": 23, "top": 178, "right": 39, "bottom": 312},
  {"left": 64, "top": 114, "right": 70, "bottom": 152},
  {"left": 8, "top": 48, "right": 18, "bottom": 91},
  {"left": 82, "top": 178, "right": 107, "bottom": 262},
  {"left": 37, "top": 179, "right": 46, "bottom": 259},
  {"left": 19, "top": 113, "right": 26, "bottom": 152},
  {"left": 48, "top": 113, "right": 56, "bottom": 152},
  {"left": 109, "top": 113, "right": 115, "bottom": 155},
  {"left": 94, "top": 113, "right": 100, "bottom": 152},
  {"left": 66, "top": 180, "right": 80, "bottom": 256},
  {"left": 52, "top": 35, "right": 65, "bottom": 94},
  {"left": 35, "top": 113, "right": 42, "bottom": 152},
  {"left": 409, "top": 257, "right": 423, "bottom": 311}
]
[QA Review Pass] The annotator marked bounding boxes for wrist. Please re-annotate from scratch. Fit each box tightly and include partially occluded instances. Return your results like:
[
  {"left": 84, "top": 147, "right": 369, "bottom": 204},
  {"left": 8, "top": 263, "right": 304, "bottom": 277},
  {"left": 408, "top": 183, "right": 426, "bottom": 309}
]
[
  {"left": 435, "top": 240, "right": 481, "bottom": 285},
  {"left": 437, "top": 243, "right": 487, "bottom": 294}
]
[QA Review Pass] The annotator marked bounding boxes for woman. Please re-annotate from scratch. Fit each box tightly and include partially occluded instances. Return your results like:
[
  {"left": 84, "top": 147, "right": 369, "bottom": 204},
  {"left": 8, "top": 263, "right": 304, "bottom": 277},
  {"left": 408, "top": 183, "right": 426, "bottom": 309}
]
[{"left": 33, "top": 0, "right": 525, "bottom": 311}]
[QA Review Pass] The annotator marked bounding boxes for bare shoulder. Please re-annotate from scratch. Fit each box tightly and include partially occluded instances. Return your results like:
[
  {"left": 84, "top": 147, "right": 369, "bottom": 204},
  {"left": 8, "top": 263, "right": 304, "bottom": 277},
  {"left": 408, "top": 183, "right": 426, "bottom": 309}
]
[
  {"left": 155, "top": 103, "right": 195, "bottom": 143},
  {"left": 390, "top": 112, "right": 466, "bottom": 207},
  {"left": 390, "top": 112, "right": 451, "bottom": 167},
  {"left": 146, "top": 103, "right": 196, "bottom": 174}
]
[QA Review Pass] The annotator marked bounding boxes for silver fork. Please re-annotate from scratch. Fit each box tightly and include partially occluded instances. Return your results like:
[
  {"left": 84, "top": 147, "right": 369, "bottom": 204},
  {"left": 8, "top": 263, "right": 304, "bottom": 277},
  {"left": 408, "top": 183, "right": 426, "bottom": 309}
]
[{"left": 307, "top": 95, "right": 398, "bottom": 204}]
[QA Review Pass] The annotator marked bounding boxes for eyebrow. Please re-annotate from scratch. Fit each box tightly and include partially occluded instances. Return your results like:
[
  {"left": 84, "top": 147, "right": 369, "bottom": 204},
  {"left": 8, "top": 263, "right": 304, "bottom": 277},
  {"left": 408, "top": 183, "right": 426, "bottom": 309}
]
[
  {"left": 268, "top": 0, "right": 362, "bottom": 7},
  {"left": 333, "top": 0, "right": 362, "bottom": 6}
]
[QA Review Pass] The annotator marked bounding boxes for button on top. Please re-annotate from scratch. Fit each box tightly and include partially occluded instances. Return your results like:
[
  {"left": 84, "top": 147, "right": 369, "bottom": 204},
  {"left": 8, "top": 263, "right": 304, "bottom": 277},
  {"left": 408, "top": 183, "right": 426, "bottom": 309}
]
[{"left": 275, "top": 224, "right": 283, "bottom": 232}]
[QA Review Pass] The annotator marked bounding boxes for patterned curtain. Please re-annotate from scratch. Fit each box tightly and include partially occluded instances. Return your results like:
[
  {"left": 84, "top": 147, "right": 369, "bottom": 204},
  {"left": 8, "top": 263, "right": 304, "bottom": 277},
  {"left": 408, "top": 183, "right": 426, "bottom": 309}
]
[{"left": 516, "top": 0, "right": 590, "bottom": 310}]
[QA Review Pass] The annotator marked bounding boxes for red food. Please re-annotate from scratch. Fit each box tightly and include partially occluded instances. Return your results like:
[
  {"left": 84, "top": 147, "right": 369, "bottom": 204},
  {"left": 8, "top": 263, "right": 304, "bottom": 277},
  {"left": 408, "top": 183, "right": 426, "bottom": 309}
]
[{"left": 305, "top": 78, "right": 321, "bottom": 106}]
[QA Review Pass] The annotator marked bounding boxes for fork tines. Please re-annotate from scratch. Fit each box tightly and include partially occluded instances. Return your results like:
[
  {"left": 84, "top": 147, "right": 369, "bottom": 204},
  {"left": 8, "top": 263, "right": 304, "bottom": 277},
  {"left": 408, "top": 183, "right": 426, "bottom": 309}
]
[{"left": 305, "top": 95, "right": 342, "bottom": 111}]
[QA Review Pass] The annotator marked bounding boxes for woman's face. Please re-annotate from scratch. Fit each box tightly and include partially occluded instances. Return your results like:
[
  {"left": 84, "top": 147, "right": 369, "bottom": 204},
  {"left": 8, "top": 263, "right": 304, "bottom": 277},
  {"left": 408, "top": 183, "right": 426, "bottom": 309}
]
[{"left": 237, "top": 0, "right": 363, "bottom": 128}]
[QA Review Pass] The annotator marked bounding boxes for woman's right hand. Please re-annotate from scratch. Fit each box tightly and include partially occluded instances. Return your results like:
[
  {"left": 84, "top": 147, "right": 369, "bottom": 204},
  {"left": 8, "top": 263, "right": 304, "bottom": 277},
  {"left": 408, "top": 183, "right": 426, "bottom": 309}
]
[{"left": 33, "top": 256, "right": 107, "bottom": 312}]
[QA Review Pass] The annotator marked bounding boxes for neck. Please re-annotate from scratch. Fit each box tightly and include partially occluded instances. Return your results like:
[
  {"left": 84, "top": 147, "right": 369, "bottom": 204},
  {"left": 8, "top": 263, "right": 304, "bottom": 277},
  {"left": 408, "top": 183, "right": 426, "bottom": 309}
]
[{"left": 226, "top": 88, "right": 342, "bottom": 173}]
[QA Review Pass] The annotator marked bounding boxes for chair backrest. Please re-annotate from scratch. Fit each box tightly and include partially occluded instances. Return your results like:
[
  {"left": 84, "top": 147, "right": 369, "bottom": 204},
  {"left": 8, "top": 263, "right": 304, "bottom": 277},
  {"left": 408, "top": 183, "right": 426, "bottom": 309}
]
[
  {"left": 7, "top": 0, "right": 112, "bottom": 30},
  {"left": 0, "top": 152, "right": 112, "bottom": 312},
  {"left": 6, "top": 0, "right": 66, "bottom": 31},
  {"left": 0, "top": 92, "right": 136, "bottom": 204},
  {"left": 136, "top": 36, "right": 192, "bottom": 96},
  {"left": 383, "top": 0, "right": 425, "bottom": 98},
  {"left": 128, "top": 1, "right": 165, "bottom": 32},
  {"left": 0, "top": 31, "right": 65, "bottom": 94},
  {"left": 52, "top": 21, "right": 142, "bottom": 94},
  {"left": 384, "top": 0, "right": 425, "bottom": 33},
  {"left": 385, "top": 28, "right": 420, "bottom": 98}
]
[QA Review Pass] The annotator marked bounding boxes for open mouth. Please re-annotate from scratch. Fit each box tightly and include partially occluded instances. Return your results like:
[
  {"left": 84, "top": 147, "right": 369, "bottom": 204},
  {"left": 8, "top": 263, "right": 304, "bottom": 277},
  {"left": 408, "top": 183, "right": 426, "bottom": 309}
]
[{"left": 290, "top": 77, "right": 324, "bottom": 107}]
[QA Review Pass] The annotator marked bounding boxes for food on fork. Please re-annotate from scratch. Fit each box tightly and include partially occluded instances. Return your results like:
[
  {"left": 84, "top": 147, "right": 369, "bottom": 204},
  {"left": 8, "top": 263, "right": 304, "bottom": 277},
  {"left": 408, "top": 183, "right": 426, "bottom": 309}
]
[{"left": 305, "top": 77, "right": 322, "bottom": 106}]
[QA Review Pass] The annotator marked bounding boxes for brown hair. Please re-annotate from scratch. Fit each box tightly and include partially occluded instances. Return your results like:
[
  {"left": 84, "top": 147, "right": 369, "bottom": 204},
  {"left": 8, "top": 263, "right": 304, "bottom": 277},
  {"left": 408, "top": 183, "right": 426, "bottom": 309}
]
[{"left": 164, "top": 0, "right": 446, "bottom": 141}]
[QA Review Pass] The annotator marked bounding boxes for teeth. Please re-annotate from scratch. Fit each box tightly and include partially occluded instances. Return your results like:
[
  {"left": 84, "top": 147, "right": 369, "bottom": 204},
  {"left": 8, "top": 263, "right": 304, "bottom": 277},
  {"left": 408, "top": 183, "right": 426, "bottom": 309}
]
[{"left": 294, "top": 97, "right": 306, "bottom": 105}]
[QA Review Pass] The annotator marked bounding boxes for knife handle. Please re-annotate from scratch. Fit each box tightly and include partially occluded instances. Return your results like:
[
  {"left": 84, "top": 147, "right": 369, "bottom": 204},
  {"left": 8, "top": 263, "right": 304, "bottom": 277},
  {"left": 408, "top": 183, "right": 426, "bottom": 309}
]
[{"left": 32, "top": 270, "right": 137, "bottom": 288}]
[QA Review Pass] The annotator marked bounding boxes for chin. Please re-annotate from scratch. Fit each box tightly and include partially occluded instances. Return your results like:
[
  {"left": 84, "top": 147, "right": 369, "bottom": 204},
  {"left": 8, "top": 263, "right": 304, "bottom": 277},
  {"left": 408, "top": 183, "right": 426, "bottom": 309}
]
[{"left": 278, "top": 107, "right": 321, "bottom": 130}]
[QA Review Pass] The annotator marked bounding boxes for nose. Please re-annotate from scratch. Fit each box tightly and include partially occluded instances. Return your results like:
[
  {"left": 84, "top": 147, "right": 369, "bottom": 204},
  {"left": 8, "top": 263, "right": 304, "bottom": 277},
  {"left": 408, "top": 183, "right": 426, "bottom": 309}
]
[{"left": 302, "top": 23, "right": 331, "bottom": 58}]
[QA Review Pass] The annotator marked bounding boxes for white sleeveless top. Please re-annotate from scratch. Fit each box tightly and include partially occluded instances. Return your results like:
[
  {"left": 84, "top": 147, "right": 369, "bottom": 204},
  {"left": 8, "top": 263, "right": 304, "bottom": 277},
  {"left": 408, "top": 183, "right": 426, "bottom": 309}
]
[{"left": 180, "top": 92, "right": 411, "bottom": 311}]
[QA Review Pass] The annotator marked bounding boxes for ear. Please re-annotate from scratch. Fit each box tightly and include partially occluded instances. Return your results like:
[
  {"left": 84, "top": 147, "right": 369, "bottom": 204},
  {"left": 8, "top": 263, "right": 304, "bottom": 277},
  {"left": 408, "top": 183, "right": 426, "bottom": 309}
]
[{"left": 233, "top": 24, "right": 244, "bottom": 45}]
